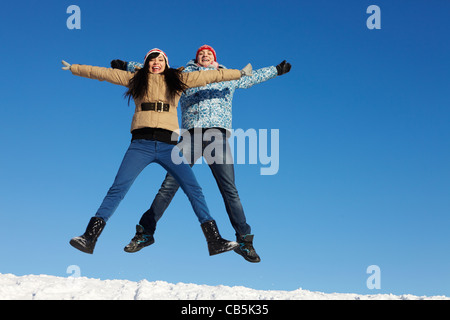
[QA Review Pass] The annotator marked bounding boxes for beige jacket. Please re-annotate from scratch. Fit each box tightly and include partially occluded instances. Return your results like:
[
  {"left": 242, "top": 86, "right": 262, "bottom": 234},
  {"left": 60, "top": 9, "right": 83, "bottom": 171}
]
[{"left": 70, "top": 64, "right": 241, "bottom": 133}]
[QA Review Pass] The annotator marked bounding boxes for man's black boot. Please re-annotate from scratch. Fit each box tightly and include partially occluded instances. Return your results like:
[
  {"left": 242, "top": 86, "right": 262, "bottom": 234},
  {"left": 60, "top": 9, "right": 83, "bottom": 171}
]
[
  {"left": 124, "top": 224, "right": 155, "bottom": 253},
  {"left": 234, "top": 234, "right": 261, "bottom": 263}
]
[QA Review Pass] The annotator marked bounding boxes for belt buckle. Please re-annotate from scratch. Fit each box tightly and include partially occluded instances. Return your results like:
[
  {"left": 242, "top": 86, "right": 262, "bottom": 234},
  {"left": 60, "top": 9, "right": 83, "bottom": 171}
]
[{"left": 156, "top": 101, "right": 163, "bottom": 112}]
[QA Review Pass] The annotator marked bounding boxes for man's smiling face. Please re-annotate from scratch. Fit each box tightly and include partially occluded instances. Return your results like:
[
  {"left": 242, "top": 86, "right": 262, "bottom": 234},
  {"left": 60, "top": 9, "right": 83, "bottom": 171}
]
[{"left": 197, "top": 49, "right": 215, "bottom": 67}]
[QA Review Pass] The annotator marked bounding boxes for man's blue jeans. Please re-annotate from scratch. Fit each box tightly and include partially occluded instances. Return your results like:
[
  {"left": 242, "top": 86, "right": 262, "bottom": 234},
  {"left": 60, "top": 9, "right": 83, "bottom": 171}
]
[
  {"left": 95, "top": 139, "right": 213, "bottom": 224},
  {"left": 139, "top": 128, "right": 251, "bottom": 236}
]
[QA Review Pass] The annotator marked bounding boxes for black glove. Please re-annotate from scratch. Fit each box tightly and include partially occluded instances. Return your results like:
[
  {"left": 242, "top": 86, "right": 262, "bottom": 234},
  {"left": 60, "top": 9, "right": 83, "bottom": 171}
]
[
  {"left": 110, "top": 59, "right": 128, "bottom": 71},
  {"left": 276, "top": 60, "right": 291, "bottom": 76}
]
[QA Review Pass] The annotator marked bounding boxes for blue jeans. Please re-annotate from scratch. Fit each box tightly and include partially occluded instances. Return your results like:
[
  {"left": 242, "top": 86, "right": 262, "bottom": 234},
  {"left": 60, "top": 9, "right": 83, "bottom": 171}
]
[
  {"left": 95, "top": 139, "right": 213, "bottom": 224},
  {"left": 139, "top": 128, "right": 251, "bottom": 236}
]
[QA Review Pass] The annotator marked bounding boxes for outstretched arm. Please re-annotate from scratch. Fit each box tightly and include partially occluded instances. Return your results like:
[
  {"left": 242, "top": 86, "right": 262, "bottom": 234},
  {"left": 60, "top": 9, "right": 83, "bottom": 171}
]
[
  {"left": 62, "top": 60, "right": 132, "bottom": 86},
  {"left": 236, "top": 60, "right": 291, "bottom": 89},
  {"left": 182, "top": 64, "right": 252, "bottom": 89}
]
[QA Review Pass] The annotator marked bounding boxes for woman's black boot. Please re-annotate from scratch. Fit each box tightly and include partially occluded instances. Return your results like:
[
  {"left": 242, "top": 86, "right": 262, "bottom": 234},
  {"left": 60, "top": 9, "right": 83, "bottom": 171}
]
[
  {"left": 201, "top": 220, "right": 238, "bottom": 256},
  {"left": 70, "top": 217, "right": 106, "bottom": 254}
]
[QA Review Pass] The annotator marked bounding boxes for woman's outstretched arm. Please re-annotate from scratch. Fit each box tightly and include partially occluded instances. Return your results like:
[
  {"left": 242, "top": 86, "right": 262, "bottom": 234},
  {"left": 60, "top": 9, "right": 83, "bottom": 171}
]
[{"left": 62, "top": 60, "right": 132, "bottom": 86}]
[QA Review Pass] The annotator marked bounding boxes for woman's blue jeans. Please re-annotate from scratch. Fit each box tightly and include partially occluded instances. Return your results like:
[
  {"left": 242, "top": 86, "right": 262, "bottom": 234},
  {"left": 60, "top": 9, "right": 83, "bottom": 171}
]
[
  {"left": 95, "top": 139, "right": 213, "bottom": 224},
  {"left": 139, "top": 128, "right": 251, "bottom": 236}
]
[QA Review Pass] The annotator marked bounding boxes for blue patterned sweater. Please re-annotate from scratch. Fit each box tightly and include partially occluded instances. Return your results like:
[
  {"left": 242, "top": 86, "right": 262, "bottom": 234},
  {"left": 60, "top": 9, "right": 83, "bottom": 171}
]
[{"left": 127, "top": 59, "right": 277, "bottom": 130}]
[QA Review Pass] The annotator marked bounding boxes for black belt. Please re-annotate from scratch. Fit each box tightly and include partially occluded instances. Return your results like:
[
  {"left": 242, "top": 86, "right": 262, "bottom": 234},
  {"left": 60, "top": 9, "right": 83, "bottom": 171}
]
[
  {"left": 131, "top": 128, "right": 178, "bottom": 145},
  {"left": 141, "top": 102, "right": 170, "bottom": 112}
]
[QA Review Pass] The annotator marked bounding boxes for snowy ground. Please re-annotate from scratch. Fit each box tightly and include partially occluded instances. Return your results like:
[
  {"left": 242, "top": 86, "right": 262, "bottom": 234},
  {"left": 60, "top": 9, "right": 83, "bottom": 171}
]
[{"left": 0, "top": 273, "right": 448, "bottom": 300}]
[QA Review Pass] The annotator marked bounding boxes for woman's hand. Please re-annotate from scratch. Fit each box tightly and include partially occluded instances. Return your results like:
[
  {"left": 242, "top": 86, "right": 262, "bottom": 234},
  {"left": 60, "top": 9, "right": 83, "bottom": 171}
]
[
  {"left": 240, "top": 63, "right": 253, "bottom": 76},
  {"left": 61, "top": 60, "right": 72, "bottom": 71}
]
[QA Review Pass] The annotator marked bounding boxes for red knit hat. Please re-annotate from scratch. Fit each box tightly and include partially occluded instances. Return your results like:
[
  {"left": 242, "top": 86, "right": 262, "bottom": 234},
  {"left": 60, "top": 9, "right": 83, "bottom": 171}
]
[
  {"left": 144, "top": 48, "right": 170, "bottom": 68},
  {"left": 196, "top": 45, "right": 217, "bottom": 62}
]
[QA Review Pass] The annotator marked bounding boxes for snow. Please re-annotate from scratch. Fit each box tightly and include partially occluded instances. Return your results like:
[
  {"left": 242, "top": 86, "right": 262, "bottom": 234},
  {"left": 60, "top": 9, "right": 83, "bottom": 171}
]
[{"left": 0, "top": 273, "right": 448, "bottom": 300}]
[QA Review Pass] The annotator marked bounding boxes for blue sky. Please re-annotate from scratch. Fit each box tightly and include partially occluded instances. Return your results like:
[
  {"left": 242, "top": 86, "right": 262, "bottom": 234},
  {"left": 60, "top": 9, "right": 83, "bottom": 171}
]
[{"left": 1, "top": 0, "right": 450, "bottom": 297}]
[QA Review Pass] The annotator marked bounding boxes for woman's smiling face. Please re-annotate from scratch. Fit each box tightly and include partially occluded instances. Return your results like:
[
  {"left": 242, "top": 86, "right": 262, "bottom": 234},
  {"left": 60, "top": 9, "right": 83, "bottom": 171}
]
[{"left": 148, "top": 54, "right": 166, "bottom": 74}]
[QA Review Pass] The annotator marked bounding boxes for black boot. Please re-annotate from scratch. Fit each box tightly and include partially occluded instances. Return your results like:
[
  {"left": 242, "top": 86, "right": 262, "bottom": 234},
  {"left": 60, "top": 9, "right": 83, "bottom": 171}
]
[
  {"left": 201, "top": 220, "right": 238, "bottom": 256},
  {"left": 124, "top": 225, "right": 155, "bottom": 253},
  {"left": 234, "top": 234, "right": 261, "bottom": 263},
  {"left": 69, "top": 217, "right": 106, "bottom": 254}
]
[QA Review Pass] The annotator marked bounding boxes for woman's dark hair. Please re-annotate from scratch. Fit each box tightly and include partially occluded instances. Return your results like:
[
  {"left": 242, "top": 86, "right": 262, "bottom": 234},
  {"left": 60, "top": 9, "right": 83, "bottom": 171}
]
[{"left": 124, "top": 52, "right": 188, "bottom": 105}]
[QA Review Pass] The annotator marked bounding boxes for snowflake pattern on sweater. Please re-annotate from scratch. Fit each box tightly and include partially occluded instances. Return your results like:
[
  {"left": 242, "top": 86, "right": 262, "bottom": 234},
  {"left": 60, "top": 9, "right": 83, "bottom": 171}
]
[{"left": 127, "top": 59, "right": 277, "bottom": 130}]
